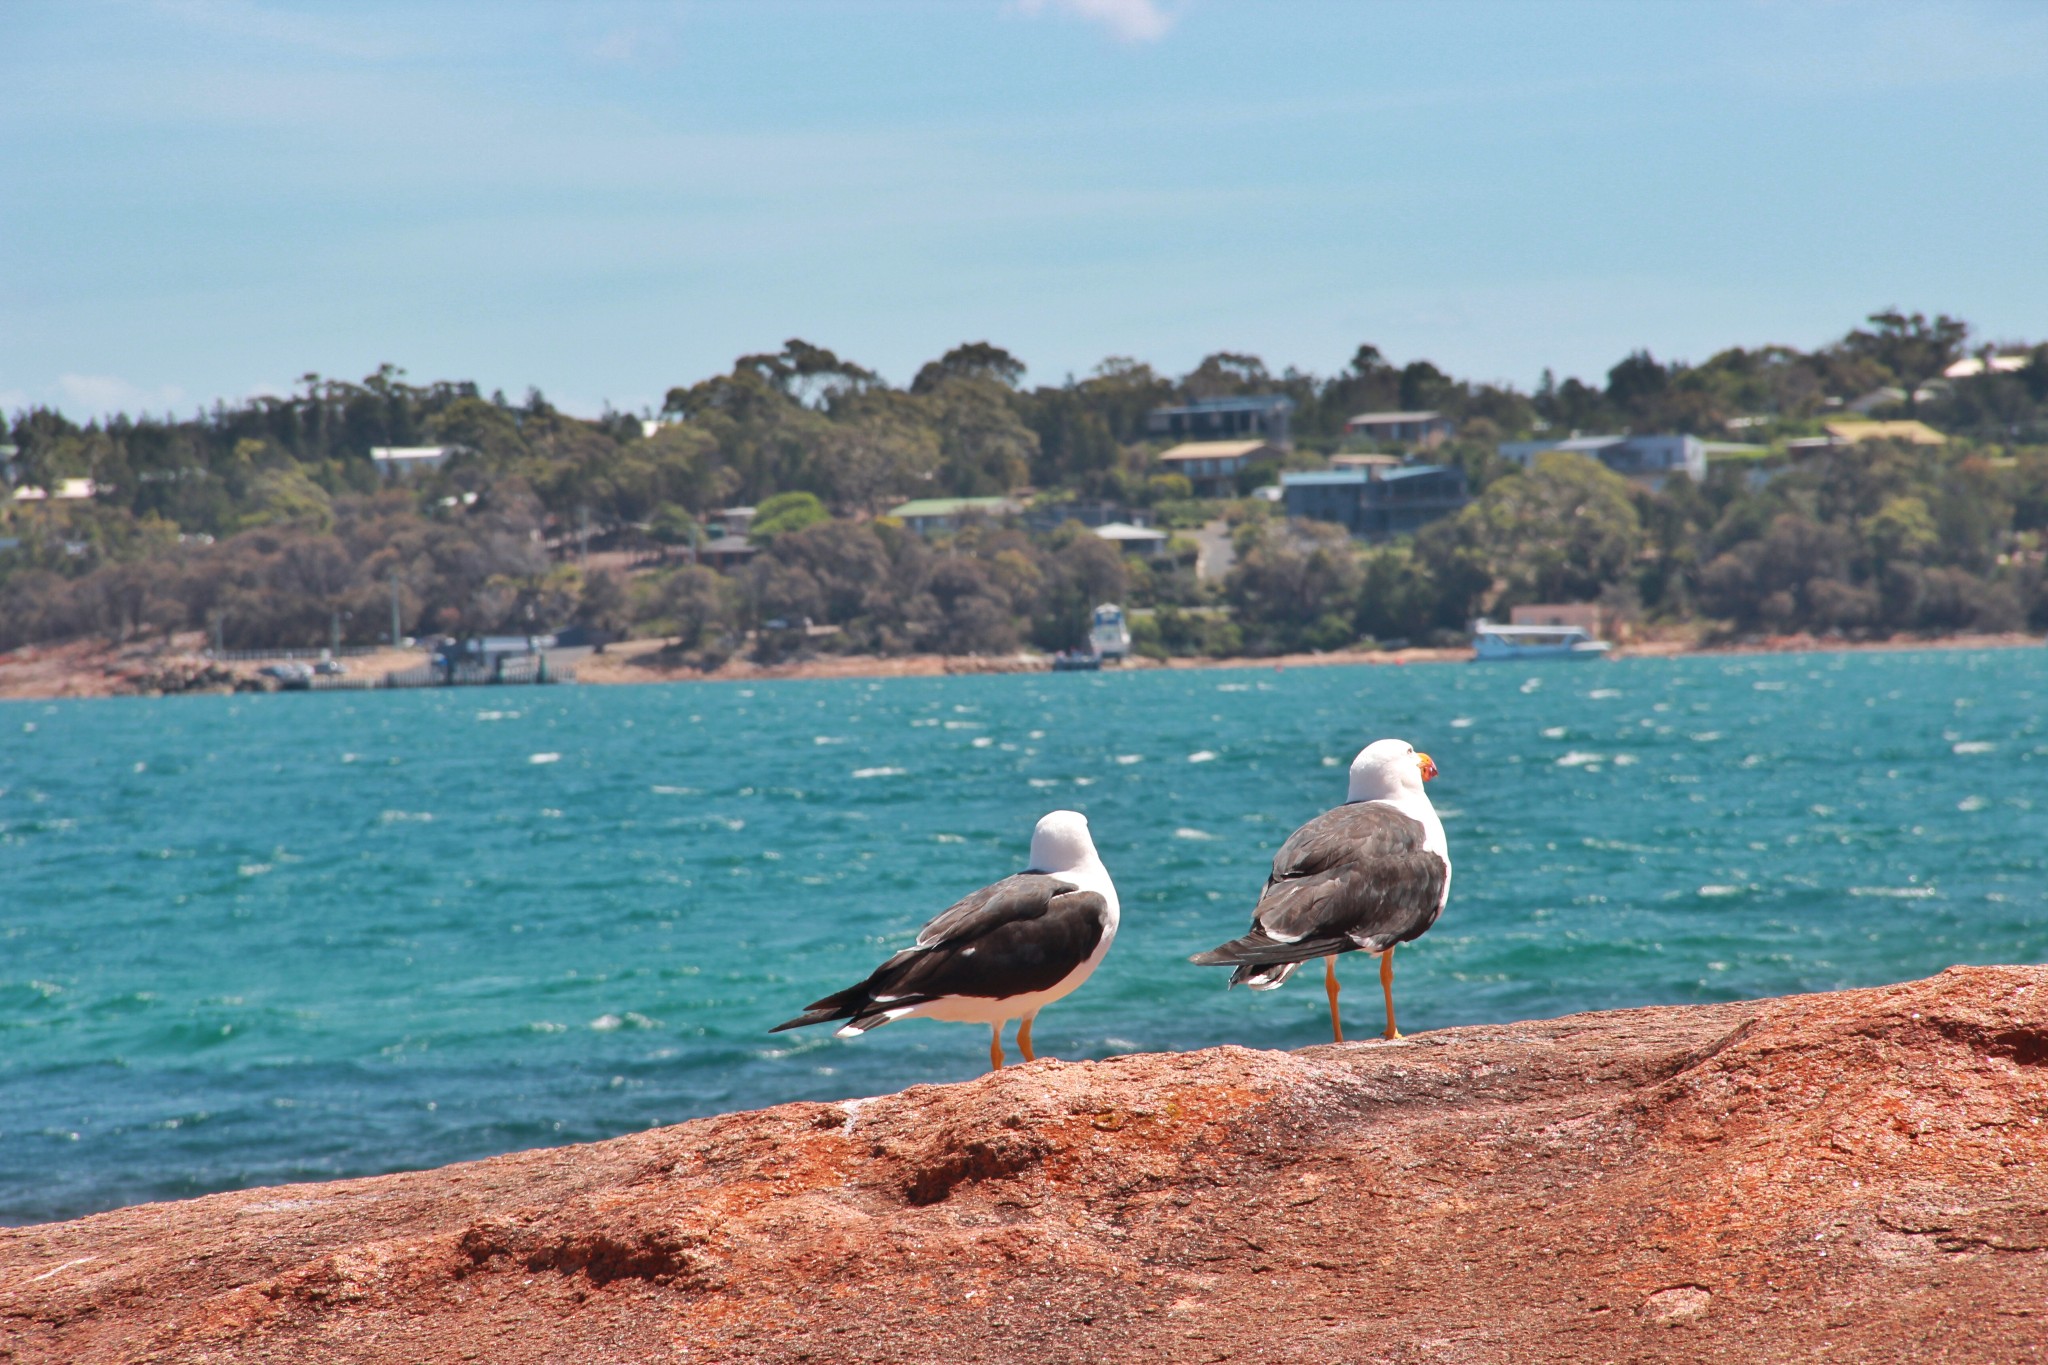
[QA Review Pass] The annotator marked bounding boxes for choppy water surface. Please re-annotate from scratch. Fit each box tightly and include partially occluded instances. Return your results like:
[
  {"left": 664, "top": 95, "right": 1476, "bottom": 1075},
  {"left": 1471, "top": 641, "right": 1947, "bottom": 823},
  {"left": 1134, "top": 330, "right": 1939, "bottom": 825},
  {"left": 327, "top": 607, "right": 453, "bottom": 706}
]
[{"left": 4, "top": 647, "right": 2045, "bottom": 1223}]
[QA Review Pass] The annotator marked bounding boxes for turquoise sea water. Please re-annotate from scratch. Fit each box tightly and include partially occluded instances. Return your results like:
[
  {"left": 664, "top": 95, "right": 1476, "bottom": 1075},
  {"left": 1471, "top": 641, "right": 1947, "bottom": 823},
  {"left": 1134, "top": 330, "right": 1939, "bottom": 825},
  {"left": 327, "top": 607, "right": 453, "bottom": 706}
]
[{"left": 3, "top": 648, "right": 2045, "bottom": 1224}]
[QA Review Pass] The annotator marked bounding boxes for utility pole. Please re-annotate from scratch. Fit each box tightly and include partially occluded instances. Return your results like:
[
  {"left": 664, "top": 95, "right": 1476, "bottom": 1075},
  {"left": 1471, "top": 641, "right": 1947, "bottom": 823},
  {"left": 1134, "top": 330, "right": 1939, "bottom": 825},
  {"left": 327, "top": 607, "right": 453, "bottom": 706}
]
[
  {"left": 389, "top": 572, "right": 403, "bottom": 646},
  {"left": 330, "top": 607, "right": 341, "bottom": 657}
]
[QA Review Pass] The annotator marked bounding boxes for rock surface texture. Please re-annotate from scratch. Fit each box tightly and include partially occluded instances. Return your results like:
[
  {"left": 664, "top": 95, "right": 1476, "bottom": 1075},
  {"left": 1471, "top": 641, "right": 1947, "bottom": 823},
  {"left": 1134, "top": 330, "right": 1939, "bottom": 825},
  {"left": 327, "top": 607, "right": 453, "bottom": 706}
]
[{"left": 5, "top": 966, "right": 2047, "bottom": 1363}]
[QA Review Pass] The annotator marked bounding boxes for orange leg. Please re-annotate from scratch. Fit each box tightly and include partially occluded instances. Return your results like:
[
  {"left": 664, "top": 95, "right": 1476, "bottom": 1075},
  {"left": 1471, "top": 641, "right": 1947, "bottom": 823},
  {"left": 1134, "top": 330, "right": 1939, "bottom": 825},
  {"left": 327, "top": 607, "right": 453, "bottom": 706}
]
[
  {"left": 1018, "top": 1015, "right": 1037, "bottom": 1063},
  {"left": 1324, "top": 956, "right": 1344, "bottom": 1043},
  {"left": 1380, "top": 945, "right": 1401, "bottom": 1040},
  {"left": 989, "top": 1024, "right": 1004, "bottom": 1072}
]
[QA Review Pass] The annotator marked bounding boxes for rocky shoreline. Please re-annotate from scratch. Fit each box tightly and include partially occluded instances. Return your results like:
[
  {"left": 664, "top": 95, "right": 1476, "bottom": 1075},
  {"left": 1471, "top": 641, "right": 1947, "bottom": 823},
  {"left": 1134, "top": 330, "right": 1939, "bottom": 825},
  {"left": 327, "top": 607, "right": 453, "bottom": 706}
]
[
  {"left": 5, "top": 965, "right": 2045, "bottom": 1363},
  {"left": 1, "top": 630, "right": 2040, "bottom": 700}
]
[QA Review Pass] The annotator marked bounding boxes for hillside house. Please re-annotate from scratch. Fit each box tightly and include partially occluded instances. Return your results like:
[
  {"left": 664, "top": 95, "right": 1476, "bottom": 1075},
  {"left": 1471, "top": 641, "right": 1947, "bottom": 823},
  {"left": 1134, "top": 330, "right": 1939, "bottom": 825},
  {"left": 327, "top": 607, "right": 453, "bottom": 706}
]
[
  {"left": 370, "top": 446, "right": 454, "bottom": 479},
  {"left": 1344, "top": 410, "right": 1455, "bottom": 449},
  {"left": 1146, "top": 395, "right": 1294, "bottom": 447},
  {"left": 885, "top": 496, "right": 1023, "bottom": 536},
  {"left": 1091, "top": 521, "right": 1170, "bottom": 558},
  {"left": 1499, "top": 433, "right": 1707, "bottom": 488},
  {"left": 9, "top": 478, "right": 99, "bottom": 502},
  {"left": 1281, "top": 464, "right": 1469, "bottom": 542},
  {"left": 1823, "top": 420, "right": 1947, "bottom": 446},
  {"left": 1155, "top": 440, "right": 1276, "bottom": 497}
]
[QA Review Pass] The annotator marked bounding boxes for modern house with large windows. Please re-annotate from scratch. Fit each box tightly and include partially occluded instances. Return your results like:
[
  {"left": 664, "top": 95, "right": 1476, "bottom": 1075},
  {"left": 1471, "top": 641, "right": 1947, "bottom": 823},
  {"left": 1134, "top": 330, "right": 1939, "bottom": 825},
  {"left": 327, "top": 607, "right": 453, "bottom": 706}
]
[
  {"left": 1281, "top": 464, "right": 1469, "bottom": 542},
  {"left": 1146, "top": 395, "right": 1294, "bottom": 447}
]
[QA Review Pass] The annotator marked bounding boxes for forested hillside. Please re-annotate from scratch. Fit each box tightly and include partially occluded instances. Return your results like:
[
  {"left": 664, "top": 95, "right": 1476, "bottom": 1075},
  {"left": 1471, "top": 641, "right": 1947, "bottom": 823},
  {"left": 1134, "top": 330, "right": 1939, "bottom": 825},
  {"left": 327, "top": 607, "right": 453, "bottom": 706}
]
[{"left": 4, "top": 312, "right": 2046, "bottom": 660}]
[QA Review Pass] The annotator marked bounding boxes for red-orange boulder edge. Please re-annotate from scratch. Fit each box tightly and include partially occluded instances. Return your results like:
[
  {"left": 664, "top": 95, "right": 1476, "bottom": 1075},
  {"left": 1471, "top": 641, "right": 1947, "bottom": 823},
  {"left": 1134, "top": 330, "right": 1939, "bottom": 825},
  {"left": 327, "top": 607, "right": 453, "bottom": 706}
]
[{"left": 5, "top": 965, "right": 2047, "bottom": 1363}]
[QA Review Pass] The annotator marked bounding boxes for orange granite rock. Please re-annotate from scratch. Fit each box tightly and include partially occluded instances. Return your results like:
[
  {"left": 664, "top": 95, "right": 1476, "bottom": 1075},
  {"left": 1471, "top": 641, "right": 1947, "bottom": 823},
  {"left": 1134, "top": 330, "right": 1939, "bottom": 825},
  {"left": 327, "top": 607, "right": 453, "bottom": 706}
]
[{"left": 5, "top": 966, "right": 2045, "bottom": 1363}]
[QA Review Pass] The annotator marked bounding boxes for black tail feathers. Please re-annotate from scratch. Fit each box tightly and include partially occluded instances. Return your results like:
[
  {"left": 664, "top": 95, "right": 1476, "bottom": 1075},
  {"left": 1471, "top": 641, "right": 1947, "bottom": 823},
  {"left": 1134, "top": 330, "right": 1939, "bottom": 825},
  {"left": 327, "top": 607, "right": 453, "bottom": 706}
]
[
  {"left": 769, "top": 981, "right": 873, "bottom": 1034},
  {"left": 1189, "top": 931, "right": 1354, "bottom": 970}
]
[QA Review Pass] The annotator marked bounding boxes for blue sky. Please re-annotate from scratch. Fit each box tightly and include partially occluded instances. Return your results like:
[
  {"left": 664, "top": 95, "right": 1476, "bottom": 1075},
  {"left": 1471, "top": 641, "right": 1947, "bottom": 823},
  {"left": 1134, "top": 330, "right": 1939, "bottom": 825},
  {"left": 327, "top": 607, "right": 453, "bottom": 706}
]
[{"left": 5, "top": 0, "right": 2046, "bottom": 420}]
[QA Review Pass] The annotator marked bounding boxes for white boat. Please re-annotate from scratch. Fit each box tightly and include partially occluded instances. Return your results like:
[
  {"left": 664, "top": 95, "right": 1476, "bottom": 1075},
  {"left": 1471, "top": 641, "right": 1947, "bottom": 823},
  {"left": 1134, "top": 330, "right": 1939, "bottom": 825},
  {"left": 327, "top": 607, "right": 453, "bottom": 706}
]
[
  {"left": 1471, "top": 620, "right": 1612, "bottom": 661},
  {"left": 1088, "top": 603, "right": 1131, "bottom": 661}
]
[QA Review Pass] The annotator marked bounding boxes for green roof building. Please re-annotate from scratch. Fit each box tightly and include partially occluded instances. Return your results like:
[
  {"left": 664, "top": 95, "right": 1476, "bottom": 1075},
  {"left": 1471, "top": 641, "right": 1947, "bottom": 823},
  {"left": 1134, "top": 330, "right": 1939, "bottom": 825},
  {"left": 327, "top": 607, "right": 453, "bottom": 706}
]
[{"left": 884, "top": 496, "right": 1023, "bottom": 536}]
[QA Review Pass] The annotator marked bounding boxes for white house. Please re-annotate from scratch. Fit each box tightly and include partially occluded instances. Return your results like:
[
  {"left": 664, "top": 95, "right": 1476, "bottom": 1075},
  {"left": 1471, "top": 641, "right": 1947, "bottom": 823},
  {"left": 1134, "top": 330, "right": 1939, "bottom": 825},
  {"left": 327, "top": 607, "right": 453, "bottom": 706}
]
[
  {"left": 1344, "top": 411, "right": 1455, "bottom": 448},
  {"left": 1091, "top": 521, "right": 1170, "bottom": 558},
  {"left": 10, "top": 477, "right": 100, "bottom": 502},
  {"left": 1499, "top": 433, "right": 1707, "bottom": 487},
  {"left": 370, "top": 446, "right": 454, "bottom": 479},
  {"left": 1942, "top": 354, "right": 2032, "bottom": 379}
]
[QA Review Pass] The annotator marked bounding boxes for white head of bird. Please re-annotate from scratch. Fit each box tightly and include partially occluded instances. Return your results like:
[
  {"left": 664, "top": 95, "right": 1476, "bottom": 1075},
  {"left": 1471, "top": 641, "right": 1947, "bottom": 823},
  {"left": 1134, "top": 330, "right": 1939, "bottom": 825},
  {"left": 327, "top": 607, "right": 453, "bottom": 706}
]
[
  {"left": 1028, "top": 809, "right": 1100, "bottom": 874},
  {"left": 1347, "top": 738, "right": 1439, "bottom": 804}
]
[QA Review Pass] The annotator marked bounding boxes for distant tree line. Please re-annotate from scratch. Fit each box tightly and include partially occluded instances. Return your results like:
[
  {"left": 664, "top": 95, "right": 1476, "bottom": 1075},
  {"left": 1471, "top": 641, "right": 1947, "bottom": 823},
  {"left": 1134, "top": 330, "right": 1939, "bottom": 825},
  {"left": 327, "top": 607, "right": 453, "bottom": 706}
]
[{"left": 4, "top": 312, "right": 2047, "bottom": 658}]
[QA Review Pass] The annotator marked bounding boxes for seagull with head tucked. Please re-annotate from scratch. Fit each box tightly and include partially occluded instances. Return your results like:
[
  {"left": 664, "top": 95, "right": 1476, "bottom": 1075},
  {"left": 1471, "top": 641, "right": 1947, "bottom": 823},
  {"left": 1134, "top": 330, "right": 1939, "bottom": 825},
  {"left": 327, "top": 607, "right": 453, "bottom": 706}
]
[
  {"left": 772, "top": 810, "right": 1118, "bottom": 1071},
  {"left": 1191, "top": 738, "right": 1448, "bottom": 1042}
]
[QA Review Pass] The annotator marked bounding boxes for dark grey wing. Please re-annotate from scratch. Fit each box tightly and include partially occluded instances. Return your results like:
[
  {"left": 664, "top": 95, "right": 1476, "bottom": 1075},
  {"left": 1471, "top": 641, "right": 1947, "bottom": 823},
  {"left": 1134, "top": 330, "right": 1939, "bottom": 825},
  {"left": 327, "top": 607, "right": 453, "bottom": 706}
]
[
  {"left": 875, "top": 885, "right": 1107, "bottom": 1006},
  {"left": 913, "top": 874, "right": 1078, "bottom": 950},
  {"left": 772, "top": 875, "right": 1109, "bottom": 1032},
  {"left": 1191, "top": 803, "right": 1446, "bottom": 971},
  {"left": 1257, "top": 804, "right": 1446, "bottom": 950}
]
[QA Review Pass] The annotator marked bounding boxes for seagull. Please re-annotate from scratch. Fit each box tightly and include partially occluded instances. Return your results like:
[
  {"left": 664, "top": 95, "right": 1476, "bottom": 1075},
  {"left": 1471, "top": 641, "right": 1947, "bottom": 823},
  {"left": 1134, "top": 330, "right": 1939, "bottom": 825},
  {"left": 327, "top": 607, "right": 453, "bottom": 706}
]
[
  {"left": 1190, "top": 739, "right": 1449, "bottom": 1043},
  {"left": 771, "top": 810, "right": 1119, "bottom": 1071}
]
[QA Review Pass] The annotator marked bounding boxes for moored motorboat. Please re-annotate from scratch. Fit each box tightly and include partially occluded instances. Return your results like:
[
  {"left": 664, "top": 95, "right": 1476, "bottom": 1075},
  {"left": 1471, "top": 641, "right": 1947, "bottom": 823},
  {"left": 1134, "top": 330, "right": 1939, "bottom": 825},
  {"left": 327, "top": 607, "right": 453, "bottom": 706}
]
[
  {"left": 1088, "top": 604, "right": 1131, "bottom": 661},
  {"left": 1470, "top": 620, "right": 1612, "bottom": 661}
]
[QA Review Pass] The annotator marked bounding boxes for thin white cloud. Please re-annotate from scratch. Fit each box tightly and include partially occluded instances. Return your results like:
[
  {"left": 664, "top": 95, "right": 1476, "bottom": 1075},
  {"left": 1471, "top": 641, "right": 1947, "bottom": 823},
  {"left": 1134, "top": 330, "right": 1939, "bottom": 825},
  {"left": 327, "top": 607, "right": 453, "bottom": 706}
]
[
  {"left": 56, "top": 374, "right": 186, "bottom": 418},
  {"left": 1014, "top": 0, "right": 1178, "bottom": 45}
]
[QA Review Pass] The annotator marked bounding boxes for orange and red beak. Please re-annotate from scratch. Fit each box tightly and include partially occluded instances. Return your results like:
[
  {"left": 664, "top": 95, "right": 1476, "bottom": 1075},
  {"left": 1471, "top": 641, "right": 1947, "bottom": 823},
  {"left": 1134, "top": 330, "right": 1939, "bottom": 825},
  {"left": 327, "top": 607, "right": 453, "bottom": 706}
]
[{"left": 1417, "top": 752, "right": 1438, "bottom": 782}]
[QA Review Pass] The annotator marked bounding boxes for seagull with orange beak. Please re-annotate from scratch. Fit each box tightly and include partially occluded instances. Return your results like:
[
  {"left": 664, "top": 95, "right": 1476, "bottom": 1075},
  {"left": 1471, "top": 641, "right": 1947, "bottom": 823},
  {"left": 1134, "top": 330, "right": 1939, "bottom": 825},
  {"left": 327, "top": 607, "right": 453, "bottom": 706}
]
[{"left": 1192, "top": 739, "right": 1449, "bottom": 1042}]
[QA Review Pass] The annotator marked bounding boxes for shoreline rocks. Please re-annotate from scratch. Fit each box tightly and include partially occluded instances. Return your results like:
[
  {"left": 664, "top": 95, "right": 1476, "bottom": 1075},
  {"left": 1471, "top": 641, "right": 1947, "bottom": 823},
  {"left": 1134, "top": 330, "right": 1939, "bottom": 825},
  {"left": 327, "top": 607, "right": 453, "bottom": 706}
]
[{"left": 4, "top": 965, "right": 2047, "bottom": 1363}]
